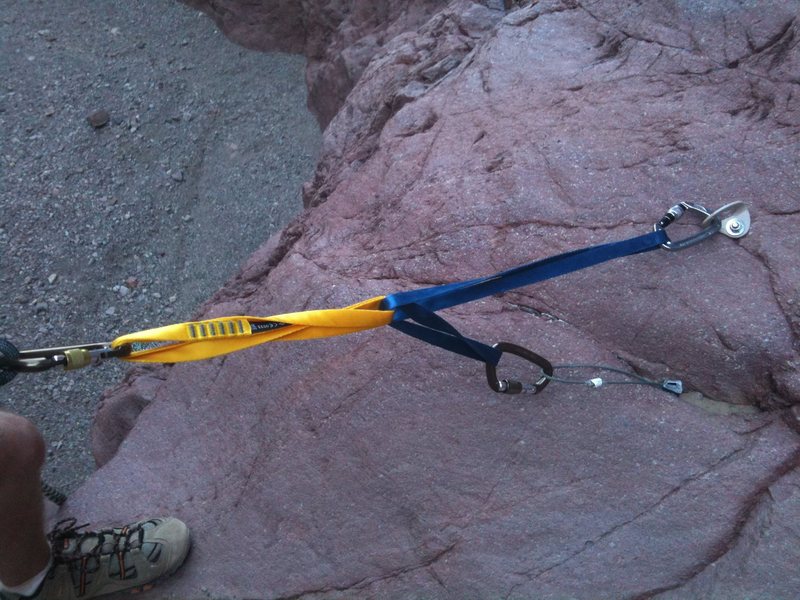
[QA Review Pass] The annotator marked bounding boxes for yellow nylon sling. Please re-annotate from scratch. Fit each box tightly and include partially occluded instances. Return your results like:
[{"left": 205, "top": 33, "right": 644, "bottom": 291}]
[{"left": 111, "top": 296, "right": 393, "bottom": 363}]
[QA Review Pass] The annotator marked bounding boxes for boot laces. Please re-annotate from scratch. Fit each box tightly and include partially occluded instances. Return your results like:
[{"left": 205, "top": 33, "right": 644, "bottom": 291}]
[{"left": 46, "top": 518, "right": 153, "bottom": 595}]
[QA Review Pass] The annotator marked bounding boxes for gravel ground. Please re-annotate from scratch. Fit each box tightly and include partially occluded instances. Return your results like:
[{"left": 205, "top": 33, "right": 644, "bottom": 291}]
[{"left": 1, "top": 0, "right": 320, "bottom": 494}]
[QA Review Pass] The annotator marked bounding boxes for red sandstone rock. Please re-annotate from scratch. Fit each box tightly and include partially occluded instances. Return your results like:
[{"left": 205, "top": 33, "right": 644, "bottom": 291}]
[
  {"left": 76, "top": 1, "right": 799, "bottom": 598},
  {"left": 182, "top": 0, "right": 451, "bottom": 127},
  {"left": 91, "top": 366, "right": 168, "bottom": 467}
]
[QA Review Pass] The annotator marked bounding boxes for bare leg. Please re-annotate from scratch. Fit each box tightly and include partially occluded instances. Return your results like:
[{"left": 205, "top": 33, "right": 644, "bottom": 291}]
[{"left": 0, "top": 412, "right": 50, "bottom": 587}]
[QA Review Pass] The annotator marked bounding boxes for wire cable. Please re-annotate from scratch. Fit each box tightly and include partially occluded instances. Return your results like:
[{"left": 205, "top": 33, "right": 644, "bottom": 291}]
[{"left": 543, "top": 364, "right": 683, "bottom": 394}]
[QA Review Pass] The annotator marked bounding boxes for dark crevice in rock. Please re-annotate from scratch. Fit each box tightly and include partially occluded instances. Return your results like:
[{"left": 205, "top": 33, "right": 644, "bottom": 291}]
[
  {"left": 784, "top": 407, "right": 800, "bottom": 436},
  {"left": 738, "top": 238, "right": 800, "bottom": 366},
  {"left": 578, "top": 2, "right": 695, "bottom": 57},
  {"left": 743, "top": 17, "right": 796, "bottom": 67},
  {"left": 580, "top": 1, "right": 800, "bottom": 94},
  {"left": 764, "top": 207, "right": 800, "bottom": 216},
  {"left": 508, "top": 301, "right": 564, "bottom": 323},
  {"left": 633, "top": 447, "right": 800, "bottom": 599},
  {"left": 501, "top": 0, "right": 579, "bottom": 28},
  {"left": 520, "top": 442, "right": 753, "bottom": 587},
  {"left": 274, "top": 542, "right": 458, "bottom": 600},
  {"left": 91, "top": 365, "right": 170, "bottom": 467}
]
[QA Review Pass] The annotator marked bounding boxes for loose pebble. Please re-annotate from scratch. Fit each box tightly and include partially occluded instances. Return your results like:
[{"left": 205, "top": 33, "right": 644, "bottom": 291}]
[{"left": 87, "top": 109, "right": 110, "bottom": 128}]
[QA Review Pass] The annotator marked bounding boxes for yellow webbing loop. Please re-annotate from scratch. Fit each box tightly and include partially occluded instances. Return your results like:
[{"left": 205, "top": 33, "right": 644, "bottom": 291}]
[{"left": 111, "top": 296, "right": 393, "bottom": 363}]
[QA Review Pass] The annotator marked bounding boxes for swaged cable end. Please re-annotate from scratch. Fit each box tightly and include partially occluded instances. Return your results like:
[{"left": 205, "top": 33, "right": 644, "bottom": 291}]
[{"left": 661, "top": 380, "right": 684, "bottom": 395}]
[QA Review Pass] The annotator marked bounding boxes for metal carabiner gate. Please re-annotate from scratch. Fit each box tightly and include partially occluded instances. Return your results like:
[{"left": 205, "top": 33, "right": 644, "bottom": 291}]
[{"left": 654, "top": 202, "right": 721, "bottom": 251}]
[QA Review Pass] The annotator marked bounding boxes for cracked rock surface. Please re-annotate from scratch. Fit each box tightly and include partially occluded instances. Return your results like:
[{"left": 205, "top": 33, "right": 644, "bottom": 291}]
[{"left": 68, "top": 1, "right": 799, "bottom": 598}]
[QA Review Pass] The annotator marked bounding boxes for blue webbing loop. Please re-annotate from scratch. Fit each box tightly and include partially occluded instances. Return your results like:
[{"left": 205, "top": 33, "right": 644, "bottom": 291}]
[
  {"left": 382, "top": 229, "right": 668, "bottom": 363},
  {"left": 389, "top": 303, "right": 502, "bottom": 365},
  {"left": 383, "top": 230, "right": 667, "bottom": 318}
]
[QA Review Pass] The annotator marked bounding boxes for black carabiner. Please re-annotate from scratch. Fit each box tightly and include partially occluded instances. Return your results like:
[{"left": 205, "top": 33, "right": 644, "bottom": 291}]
[
  {"left": 485, "top": 342, "right": 553, "bottom": 395},
  {"left": 1, "top": 341, "right": 131, "bottom": 375},
  {"left": 0, "top": 339, "right": 20, "bottom": 386},
  {"left": 654, "top": 202, "right": 721, "bottom": 251}
]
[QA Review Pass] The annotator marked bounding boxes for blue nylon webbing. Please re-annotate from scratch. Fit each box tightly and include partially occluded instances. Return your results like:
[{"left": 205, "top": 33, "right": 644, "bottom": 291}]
[
  {"left": 390, "top": 303, "right": 503, "bottom": 364},
  {"left": 382, "top": 229, "right": 669, "bottom": 364}
]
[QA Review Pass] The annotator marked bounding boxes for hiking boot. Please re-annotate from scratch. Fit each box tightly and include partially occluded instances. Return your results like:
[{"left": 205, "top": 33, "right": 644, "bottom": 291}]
[{"left": 1, "top": 517, "right": 190, "bottom": 600}]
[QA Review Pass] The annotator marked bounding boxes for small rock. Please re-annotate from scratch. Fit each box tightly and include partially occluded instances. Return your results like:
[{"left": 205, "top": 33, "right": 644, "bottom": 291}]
[
  {"left": 47, "top": 273, "right": 58, "bottom": 284},
  {"left": 125, "top": 276, "right": 140, "bottom": 289},
  {"left": 87, "top": 110, "right": 110, "bottom": 129},
  {"left": 118, "top": 285, "right": 130, "bottom": 297},
  {"left": 105, "top": 307, "right": 116, "bottom": 316},
  {"left": 44, "top": 106, "right": 56, "bottom": 117},
  {"left": 168, "top": 295, "right": 177, "bottom": 304},
  {"left": 34, "top": 302, "right": 48, "bottom": 314},
  {"left": 170, "top": 170, "right": 185, "bottom": 182}
]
